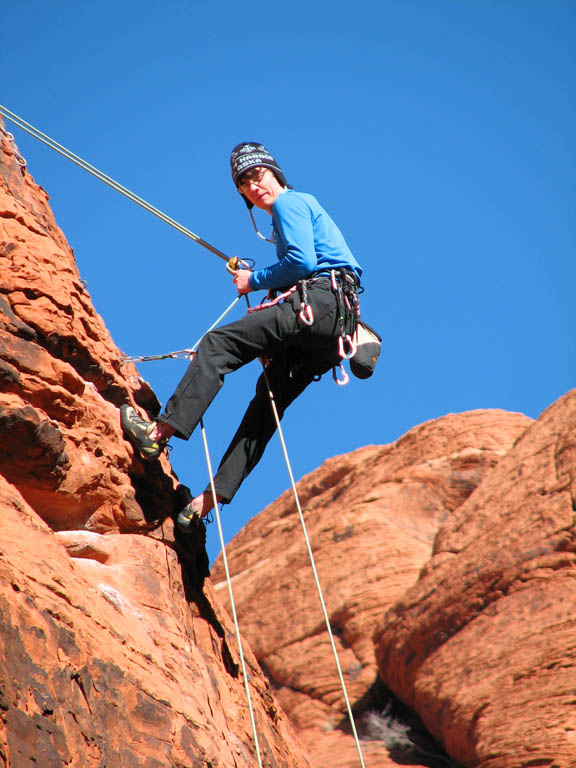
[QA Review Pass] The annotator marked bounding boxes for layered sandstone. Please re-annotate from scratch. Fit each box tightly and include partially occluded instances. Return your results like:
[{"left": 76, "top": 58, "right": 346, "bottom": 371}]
[
  {"left": 0, "top": 122, "right": 311, "bottom": 767},
  {"left": 376, "top": 389, "right": 576, "bottom": 767},
  {"left": 212, "top": 409, "right": 532, "bottom": 767}
]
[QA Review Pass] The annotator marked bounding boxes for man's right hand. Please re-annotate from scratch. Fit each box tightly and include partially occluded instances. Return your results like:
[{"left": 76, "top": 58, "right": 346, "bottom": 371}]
[{"left": 233, "top": 268, "right": 253, "bottom": 295}]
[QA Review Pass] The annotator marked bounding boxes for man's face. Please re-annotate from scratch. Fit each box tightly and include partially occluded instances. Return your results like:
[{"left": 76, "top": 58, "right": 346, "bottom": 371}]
[{"left": 237, "top": 167, "right": 284, "bottom": 211}]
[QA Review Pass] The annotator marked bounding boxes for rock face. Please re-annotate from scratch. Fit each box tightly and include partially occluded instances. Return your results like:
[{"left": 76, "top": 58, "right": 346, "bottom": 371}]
[
  {"left": 0, "top": 123, "right": 311, "bottom": 767},
  {"left": 3, "top": 118, "right": 575, "bottom": 768},
  {"left": 211, "top": 409, "right": 532, "bottom": 767},
  {"left": 376, "top": 389, "right": 576, "bottom": 768},
  {"left": 0, "top": 475, "right": 311, "bottom": 768},
  {"left": 0, "top": 123, "right": 173, "bottom": 533}
]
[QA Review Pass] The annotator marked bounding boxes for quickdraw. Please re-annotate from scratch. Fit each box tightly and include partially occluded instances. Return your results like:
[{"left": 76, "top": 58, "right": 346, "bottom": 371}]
[
  {"left": 119, "top": 295, "right": 242, "bottom": 367},
  {"left": 120, "top": 349, "right": 196, "bottom": 366}
]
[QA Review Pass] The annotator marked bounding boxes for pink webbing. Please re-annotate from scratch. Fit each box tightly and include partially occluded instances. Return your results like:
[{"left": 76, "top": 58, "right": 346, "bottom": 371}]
[{"left": 246, "top": 285, "right": 298, "bottom": 313}]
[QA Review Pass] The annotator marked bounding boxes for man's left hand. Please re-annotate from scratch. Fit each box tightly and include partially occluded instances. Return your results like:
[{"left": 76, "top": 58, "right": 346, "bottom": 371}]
[{"left": 233, "top": 269, "right": 253, "bottom": 295}]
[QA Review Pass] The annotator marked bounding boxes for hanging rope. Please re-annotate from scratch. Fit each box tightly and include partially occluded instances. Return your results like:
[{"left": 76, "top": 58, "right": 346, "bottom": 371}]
[
  {"left": 0, "top": 105, "right": 232, "bottom": 264},
  {"left": 237, "top": 290, "right": 366, "bottom": 767},
  {"left": 259, "top": 364, "right": 367, "bottom": 768},
  {"left": 200, "top": 419, "right": 264, "bottom": 768}
]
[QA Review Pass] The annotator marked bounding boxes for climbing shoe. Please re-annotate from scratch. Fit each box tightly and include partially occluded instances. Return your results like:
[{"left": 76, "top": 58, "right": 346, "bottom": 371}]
[
  {"left": 176, "top": 503, "right": 204, "bottom": 534},
  {"left": 120, "top": 405, "right": 168, "bottom": 460}
]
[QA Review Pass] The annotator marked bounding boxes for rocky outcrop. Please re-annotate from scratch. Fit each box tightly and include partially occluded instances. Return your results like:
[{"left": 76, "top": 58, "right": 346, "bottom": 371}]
[
  {"left": 0, "top": 474, "right": 313, "bottom": 768},
  {"left": 376, "top": 389, "right": 576, "bottom": 768},
  {"left": 0, "top": 123, "right": 173, "bottom": 533},
  {"left": 212, "top": 409, "right": 532, "bottom": 767},
  {"left": 3, "top": 117, "right": 574, "bottom": 768},
  {"left": 0, "top": 123, "right": 311, "bottom": 767}
]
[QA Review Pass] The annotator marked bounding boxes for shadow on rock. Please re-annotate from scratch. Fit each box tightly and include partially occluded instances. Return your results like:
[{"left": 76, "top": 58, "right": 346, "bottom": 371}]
[{"left": 340, "top": 680, "right": 455, "bottom": 768}]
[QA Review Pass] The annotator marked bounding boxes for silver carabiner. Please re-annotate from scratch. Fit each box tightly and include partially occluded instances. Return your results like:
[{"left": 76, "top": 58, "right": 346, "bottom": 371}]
[
  {"left": 299, "top": 303, "right": 314, "bottom": 326},
  {"left": 332, "top": 363, "right": 349, "bottom": 386},
  {"left": 338, "top": 334, "right": 357, "bottom": 360}
]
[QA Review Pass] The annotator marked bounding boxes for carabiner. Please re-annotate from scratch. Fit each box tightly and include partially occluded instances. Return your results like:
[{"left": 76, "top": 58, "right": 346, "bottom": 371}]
[
  {"left": 338, "top": 334, "right": 357, "bottom": 360},
  {"left": 332, "top": 363, "right": 349, "bottom": 386},
  {"left": 299, "top": 303, "right": 314, "bottom": 326}
]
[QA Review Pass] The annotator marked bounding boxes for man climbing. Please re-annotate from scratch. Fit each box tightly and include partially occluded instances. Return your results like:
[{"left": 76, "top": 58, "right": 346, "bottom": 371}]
[{"left": 121, "top": 142, "right": 363, "bottom": 531}]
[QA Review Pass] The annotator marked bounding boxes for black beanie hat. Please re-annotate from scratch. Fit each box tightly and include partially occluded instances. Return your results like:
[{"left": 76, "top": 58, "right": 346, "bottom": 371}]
[{"left": 230, "top": 142, "right": 290, "bottom": 208}]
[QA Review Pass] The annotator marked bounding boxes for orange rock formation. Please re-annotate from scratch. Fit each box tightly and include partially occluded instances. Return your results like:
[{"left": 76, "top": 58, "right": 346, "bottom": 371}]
[
  {"left": 376, "top": 389, "right": 576, "bottom": 766},
  {"left": 2, "top": 118, "right": 575, "bottom": 768},
  {"left": 212, "top": 409, "right": 533, "bottom": 767}
]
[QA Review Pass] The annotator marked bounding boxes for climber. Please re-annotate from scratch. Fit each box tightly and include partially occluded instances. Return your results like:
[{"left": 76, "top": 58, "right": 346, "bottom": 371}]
[{"left": 120, "top": 142, "right": 363, "bottom": 531}]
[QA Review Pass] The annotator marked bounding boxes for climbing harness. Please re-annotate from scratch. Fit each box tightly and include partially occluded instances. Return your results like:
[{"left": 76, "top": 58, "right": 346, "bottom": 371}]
[
  {"left": 2, "top": 104, "right": 367, "bottom": 768},
  {"left": 245, "top": 269, "right": 362, "bottom": 387}
]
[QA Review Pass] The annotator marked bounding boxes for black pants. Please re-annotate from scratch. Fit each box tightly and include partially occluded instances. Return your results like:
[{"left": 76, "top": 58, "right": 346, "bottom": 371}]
[{"left": 159, "top": 278, "right": 350, "bottom": 503}]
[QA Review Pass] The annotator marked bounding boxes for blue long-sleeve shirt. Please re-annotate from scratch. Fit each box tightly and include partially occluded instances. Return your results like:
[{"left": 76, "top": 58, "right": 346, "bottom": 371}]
[{"left": 248, "top": 190, "right": 362, "bottom": 291}]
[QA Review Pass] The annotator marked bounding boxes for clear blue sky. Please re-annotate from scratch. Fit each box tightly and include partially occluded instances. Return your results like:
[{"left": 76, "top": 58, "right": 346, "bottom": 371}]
[{"left": 2, "top": 1, "right": 574, "bottom": 564}]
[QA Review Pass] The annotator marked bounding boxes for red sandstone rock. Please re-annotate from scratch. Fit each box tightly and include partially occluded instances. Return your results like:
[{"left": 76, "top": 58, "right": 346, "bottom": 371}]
[
  {"left": 0, "top": 474, "right": 311, "bottom": 767},
  {"left": 0, "top": 123, "right": 311, "bottom": 768},
  {"left": 4, "top": 116, "right": 574, "bottom": 768},
  {"left": 0, "top": 126, "right": 172, "bottom": 533},
  {"left": 375, "top": 389, "right": 576, "bottom": 767},
  {"left": 212, "top": 409, "right": 531, "bottom": 767}
]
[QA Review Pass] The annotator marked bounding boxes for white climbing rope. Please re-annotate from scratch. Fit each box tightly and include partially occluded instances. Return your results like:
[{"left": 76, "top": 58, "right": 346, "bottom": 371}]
[
  {"left": 200, "top": 419, "right": 264, "bottom": 768},
  {"left": 0, "top": 105, "right": 231, "bottom": 264},
  {"left": 260, "top": 365, "right": 367, "bottom": 768}
]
